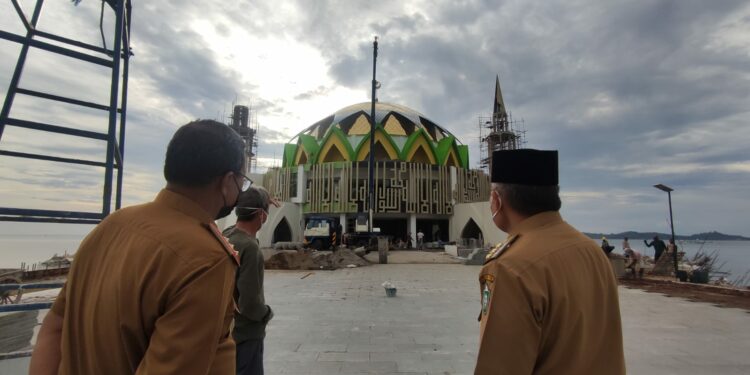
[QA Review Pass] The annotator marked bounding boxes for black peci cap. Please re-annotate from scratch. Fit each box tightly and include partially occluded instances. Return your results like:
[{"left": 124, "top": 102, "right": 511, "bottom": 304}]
[{"left": 491, "top": 149, "right": 559, "bottom": 185}]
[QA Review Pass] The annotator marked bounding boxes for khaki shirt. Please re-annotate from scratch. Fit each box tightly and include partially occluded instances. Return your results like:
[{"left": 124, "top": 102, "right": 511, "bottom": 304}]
[
  {"left": 51, "top": 189, "right": 239, "bottom": 375},
  {"left": 476, "top": 212, "right": 625, "bottom": 375}
]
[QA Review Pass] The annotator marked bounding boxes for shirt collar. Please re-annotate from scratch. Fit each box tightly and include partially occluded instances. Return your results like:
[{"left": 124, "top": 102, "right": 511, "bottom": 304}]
[
  {"left": 155, "top": 189, "right": 213, "bottom": 224},
  {"left": 508, "top": 211, "right": 563, "bottom": 237}
]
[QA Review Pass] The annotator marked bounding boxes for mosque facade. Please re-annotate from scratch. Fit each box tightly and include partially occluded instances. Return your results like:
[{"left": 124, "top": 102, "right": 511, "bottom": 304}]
[{"left": 226, "top": 80, "right": 517, "bottom": 249}]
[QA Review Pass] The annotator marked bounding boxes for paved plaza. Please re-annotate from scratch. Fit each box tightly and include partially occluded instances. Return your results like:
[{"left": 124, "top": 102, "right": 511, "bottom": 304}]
[
  {"left": 2, "top": 263, "right": 750, "bottom": 374},
  {"left": 260, "top": 264, "right": 750, "bottom": 375}
]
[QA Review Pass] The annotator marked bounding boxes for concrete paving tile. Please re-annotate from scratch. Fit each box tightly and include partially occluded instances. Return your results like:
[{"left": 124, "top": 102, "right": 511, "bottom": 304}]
[
  {"left": 397, "top": 359, "right": 455, "bottom": 373},
  {"left": 341, "top": 361, "right": 397, "bottom": 373},
  {"left": 394, "top": 343, "right": 442, "bottom": 353},
  {"left": 280, "top": 361, "right": 344, "bottom": 374},
  {"left": 266, "top": 350, "right": 318, "bottom": 362},
  {"left": 317, "top": 352, "right": 370, "bottom": 362},
  {"left": 296, "top": 343, "right": 347, "bottom": 353},
  {"left": 369, "top": 352, "right": 422, "bottom": 363},
  {"left": 345, "top": 343, "right": 397, "bottom": 353}
]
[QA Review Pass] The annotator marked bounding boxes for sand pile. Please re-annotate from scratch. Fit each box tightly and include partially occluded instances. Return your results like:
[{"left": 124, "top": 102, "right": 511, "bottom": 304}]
[{"left": 264, "top": 249, "right": 370, "bottom": 270}]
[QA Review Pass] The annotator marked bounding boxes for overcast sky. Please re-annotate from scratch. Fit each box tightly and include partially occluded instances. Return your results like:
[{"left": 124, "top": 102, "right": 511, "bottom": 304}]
[{"left": 1, "top": 0, "right": 749, "bottom": 236}]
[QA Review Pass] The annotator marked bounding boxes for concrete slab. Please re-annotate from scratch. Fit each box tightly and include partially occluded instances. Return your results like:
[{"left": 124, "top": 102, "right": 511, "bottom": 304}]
[{"left": 2, "top": 264, "right": 749, "bottom": 374}]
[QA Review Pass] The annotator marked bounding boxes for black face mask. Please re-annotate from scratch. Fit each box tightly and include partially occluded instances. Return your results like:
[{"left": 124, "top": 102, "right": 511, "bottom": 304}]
[
  {"left": 215, "top": 200, "right": 237, "bottom": 220},
  {"left": 215, "top": 177, "right": 241, "bottom": 220}
]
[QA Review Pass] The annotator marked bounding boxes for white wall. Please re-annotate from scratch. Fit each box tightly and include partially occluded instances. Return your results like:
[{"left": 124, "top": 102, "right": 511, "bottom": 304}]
[
  {"left": 216, "top": 173, "right": 304, "bottom": 248},
  {"left": 256, "top": 202, "right": 304, "bottom": 247},
  {"left": 450, "top": 202, "right": 506, "bottom": 247}
]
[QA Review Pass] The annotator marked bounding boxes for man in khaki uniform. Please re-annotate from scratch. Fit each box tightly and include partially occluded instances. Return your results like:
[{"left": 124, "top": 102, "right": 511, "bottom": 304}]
[
  {"left": 475, "top": 149, "right": 625, "bottom": 375},
  {"left": 30, "top": 120, "right": 251, "bottom": 374}
]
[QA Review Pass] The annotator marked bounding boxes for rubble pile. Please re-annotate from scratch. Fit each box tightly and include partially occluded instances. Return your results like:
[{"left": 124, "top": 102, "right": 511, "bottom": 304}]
[
  {"left": 310, "top": 249, "right": 370, "bottom": 270},
  {"left": 273, "top": 242, "right": 304, "bottom": 250},
  {"left": 464, "top": 248, "right": 489, "bottom": 265},
  {"left": 264, "top": 250, "right": 315, "bottom": 270},
  {"left": 264, "top": 248, "right": 370, "bottom": 270}
]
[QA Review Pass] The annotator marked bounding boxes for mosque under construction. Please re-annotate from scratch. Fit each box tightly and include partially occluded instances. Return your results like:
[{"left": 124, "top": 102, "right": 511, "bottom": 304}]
[{"left": 221, "top": 77, "right": 526, "bottom": 249}]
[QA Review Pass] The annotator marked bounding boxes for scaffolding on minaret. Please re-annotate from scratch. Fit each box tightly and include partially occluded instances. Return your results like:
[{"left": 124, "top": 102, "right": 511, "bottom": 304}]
[
  {"left": 479, "top": 75, "right": 526, "bottom": 173},
  {"left": 227, "top": 104, "right": 259, "bottom": 174}
]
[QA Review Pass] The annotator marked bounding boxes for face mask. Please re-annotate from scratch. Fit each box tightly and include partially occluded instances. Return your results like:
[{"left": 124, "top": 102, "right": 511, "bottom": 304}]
[
  {"left": 236, "top": 206, "right": 268, "bottom": 223},
  {"left": 216, "top": 177, "right": 241, "bottom": 220},
  {"left": 216, "top": 194, "right": 238, "bottom": 220},
  {"left": 491, "top": 193, "right": 501, "bottom": 220}
]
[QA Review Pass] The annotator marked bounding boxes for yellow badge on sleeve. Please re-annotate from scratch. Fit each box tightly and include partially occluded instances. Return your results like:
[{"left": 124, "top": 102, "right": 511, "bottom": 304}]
[{"left": 484, "top": 234, "right": 520, "bottom": 264}]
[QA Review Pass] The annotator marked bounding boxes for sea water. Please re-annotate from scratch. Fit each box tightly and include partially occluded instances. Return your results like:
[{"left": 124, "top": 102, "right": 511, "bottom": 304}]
[
  {"left": 1, "top": 233, "right": 748, "bottom": 284},
  {"left": 603, "top": 238, "right": 750, "bottom": 284}
]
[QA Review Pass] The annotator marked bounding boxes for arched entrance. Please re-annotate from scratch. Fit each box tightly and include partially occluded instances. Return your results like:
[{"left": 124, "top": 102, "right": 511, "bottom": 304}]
[
  {"left": 461, "top": 218, "right": 483, "bottom": 247},
  {"left": 273, "top": 217, "right": 292, "bottom": 243}
]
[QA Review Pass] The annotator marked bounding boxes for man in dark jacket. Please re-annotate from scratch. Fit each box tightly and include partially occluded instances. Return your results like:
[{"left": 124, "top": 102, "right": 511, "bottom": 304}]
[
  {"left": 644, "top": 236, "right": 667, "bottom": 261},
  {"left": 223, "top": 186, "right": 276, "bottom": 375}
]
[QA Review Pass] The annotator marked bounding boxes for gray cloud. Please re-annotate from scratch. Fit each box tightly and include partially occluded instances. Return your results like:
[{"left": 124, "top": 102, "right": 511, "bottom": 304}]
[{"left": 1, "top": 0, "right": 749, "bottom": 235}]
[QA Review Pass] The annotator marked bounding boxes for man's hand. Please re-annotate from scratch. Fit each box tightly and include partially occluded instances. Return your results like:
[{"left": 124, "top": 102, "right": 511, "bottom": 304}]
[
  {"left": 269, "top": 196, "right": 282, "bottom": 208},
  {"left": 263, "top": 305, "right": 274, "bottom": 324}
]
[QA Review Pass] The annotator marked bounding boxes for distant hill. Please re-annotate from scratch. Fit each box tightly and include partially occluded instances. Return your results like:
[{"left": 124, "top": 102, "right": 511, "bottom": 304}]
[{"left": 583, "top": 230, "right": 750, "bottom": 241}]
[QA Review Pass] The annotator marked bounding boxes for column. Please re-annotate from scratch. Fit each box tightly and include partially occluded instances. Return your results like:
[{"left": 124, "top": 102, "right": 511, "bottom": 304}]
[
  {"left": 340, "top": 213, "right": 347, "bottom": 234},
  {"left": 409, "top": 214, "right": 417, "bottom": 249},
  {"left": 450, "top": 166, "right": 457, "bottom": 205},
  {"left": 292, "top": 165, "right": 306, "bottom": 203}
]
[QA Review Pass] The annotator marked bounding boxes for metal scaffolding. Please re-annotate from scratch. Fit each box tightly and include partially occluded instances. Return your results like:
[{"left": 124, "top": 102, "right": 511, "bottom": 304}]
[
  {"left": 227, "top": 104, "right": 259, "bottom": 174},
  {"left": 478, "top": 76, "right": 526, "bottom": 173},
  {"left": 0, "top": 0, "right": 133, "bottom": 224}
]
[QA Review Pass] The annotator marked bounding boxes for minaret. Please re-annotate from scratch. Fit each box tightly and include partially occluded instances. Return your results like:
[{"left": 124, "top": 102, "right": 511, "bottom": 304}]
[
  {"left": 482, "top": 75, "right": 523, "bottom": 173},
  {"left": 493, "top": 75, "right": 507, "bottom": 120}
]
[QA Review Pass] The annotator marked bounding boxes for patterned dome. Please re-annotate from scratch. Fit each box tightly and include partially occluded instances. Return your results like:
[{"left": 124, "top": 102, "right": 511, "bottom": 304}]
[{"left": 282, "top": 102, "right": 469, "bottom": 168}]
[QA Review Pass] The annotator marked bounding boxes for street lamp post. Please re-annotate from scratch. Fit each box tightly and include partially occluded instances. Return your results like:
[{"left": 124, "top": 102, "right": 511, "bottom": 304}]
[
  {"left": 654, "top": 184, "right": 678, "bottom": 279},
  {"left": 368, "top": 36, "right": 387, "bottom": 263}
]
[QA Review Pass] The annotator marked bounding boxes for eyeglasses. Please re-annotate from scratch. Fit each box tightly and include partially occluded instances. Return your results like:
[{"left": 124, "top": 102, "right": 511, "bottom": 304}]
[{"left": 235, "top": 172, "right": 253, "bottom": 191}]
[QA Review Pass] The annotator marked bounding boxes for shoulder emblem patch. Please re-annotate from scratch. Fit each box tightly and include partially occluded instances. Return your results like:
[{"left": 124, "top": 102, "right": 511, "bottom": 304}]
[{"left": 484, "top": 234, "right": 520, "bottom": 264}]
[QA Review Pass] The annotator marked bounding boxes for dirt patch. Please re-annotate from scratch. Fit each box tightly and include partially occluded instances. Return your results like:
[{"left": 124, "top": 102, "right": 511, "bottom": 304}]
[
  {"left": 265, "top": 251, "right": 315, "bottom": 270},
  {"left": 265, "top": 249, "right": 370, "bottom": 270},
  {"left": 620, "top": 278, "right": 750, "bottom": 312}
]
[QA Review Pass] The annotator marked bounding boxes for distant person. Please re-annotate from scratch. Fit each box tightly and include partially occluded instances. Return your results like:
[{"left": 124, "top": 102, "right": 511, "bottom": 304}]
[
  {"left": 0, "top": 285, "right": 14, "bottom": 304},
  {"left": 30, "top": 120, "right": 248, "bottom": 374},
  {"left": 406, "top": 232, "right": 414, "bottom": 249},
  {"left": 644, "top": 236, "right": 667, "bottom": 261},
  {"left": 417, "top": 230, "right": 425, "bottom": 249},
  {"left": 476, "top": 149, "right": 625, "bottom": 374},
  {"left": 622, "top": 237, "right": 631, "bottom": 251},
  {"left": 223, "top": 187, "right": 277, "bottom": 375},
  {"left": 624, "top": 248, "right": 644, "bottom": 279},
  {"left": 601, "top": 236, "right": 615, "bottom": 256}
]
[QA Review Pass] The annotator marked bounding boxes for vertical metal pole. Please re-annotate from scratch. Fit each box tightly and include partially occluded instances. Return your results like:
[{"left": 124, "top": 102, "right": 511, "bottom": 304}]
[
  {"left": 0, "top": 0, "right": 45, "bottom": 141},
  {"left": 115, "top": 13, "right": 131, "bottom": 211},
  {"left": 368, "top": 37, "right": 378, "bottom": 233},
  {"left": 668, "top": 191, "right": 677, "bottom": 279},
  {"left": 103, "top": 0, "right": 125, "bottom": 217}
]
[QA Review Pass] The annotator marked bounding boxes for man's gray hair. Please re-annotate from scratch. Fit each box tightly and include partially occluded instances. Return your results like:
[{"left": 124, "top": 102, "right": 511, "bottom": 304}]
[{"left": 235, "top": 186, "right": 270, "bottom": 221}]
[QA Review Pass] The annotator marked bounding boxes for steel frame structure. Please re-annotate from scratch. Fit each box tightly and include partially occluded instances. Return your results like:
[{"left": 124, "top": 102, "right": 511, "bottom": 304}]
[{"left": 0, "top": 0, "right": 133, "bottom": 224}]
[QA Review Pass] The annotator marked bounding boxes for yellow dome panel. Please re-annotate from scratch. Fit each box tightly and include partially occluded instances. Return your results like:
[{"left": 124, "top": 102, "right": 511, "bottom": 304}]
[
  {"left": 383, "top": 115, "right": 407, "bottom": 136},
  {"left": 348, "top": 114, "right": 371, "bottom": 135}
]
